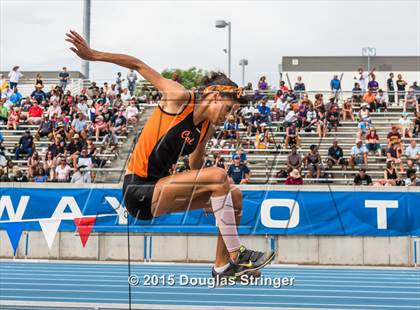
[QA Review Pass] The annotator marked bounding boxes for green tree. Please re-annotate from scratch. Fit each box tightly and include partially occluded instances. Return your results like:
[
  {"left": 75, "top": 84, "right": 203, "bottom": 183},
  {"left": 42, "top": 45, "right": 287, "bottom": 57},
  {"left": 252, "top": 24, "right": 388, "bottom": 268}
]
[{"left": 161, "top": 67, "right": 206, "bottom": 89}]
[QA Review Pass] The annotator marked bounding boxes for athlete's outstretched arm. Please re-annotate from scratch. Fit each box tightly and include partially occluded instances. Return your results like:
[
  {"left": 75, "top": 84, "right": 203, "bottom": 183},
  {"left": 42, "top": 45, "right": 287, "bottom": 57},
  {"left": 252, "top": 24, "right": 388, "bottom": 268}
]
[{"left": 65, "top": 30, "right": 186, "bottom": 98}]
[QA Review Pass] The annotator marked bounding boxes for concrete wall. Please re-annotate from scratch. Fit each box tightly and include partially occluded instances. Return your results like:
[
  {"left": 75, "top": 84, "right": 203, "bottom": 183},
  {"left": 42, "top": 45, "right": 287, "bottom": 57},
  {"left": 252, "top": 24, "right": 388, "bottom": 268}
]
[{"left": 1, "top": 231, "right": 417, "bottom": 266}]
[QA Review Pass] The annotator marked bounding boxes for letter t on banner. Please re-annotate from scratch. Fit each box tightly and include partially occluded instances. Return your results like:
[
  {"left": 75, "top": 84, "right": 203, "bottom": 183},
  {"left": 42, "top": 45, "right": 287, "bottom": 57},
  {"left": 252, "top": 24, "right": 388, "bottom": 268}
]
[{"left": 365, "top": 200, "right": 398, "bottom": 229}]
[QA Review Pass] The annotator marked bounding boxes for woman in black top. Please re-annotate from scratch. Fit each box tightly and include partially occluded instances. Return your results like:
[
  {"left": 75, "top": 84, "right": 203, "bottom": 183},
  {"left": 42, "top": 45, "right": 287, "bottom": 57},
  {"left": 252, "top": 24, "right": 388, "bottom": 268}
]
[{"left": 384, "top": 161, "right": 400, "bottom": 186}]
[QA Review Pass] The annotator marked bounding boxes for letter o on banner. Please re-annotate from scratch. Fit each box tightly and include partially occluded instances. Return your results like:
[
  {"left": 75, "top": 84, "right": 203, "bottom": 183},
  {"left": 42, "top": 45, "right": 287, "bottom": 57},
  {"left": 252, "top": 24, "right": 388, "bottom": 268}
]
[{"left": 260, "top": 199, "right": 300, "bottom": 229}]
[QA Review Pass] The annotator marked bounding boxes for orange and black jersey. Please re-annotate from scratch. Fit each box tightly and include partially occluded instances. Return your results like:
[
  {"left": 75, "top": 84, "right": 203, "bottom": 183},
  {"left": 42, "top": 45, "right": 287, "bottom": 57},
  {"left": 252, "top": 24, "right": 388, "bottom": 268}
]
[{"left": 127, "top": 92, "right": 210, "bottom": 182}]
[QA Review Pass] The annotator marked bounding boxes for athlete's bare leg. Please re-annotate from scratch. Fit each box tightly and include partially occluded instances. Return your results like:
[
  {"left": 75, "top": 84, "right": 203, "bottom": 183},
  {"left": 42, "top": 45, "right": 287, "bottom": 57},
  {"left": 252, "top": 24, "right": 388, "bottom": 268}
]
[{"left": 151, "top": 167, "right": 241, "bottom": 261}]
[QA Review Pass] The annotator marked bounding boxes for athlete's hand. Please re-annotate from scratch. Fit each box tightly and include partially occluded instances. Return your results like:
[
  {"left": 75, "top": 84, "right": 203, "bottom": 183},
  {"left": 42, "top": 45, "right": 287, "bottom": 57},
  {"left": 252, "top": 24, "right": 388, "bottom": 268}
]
[{"left": 65, "top": 30, "right": 97, "bottom": 61}]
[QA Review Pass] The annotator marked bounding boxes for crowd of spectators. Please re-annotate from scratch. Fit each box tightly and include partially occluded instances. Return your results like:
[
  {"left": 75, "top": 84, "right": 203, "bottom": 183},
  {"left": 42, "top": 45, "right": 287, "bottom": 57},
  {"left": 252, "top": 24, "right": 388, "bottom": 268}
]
[{"left": 0, "top": 67, "right": 141, "bottom": 183}]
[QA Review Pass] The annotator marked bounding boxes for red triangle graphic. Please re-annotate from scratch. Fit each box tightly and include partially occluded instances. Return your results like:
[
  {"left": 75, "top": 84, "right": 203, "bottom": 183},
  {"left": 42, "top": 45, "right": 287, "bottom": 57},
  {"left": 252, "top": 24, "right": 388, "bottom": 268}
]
[{"left": 74, "top": 217, "right": 96, "bottom": 247}]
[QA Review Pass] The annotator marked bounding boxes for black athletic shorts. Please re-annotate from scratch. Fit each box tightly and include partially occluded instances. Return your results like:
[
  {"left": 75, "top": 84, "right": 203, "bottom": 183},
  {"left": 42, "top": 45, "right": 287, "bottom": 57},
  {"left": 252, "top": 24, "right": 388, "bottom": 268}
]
[{"left": 123, "top": 174, "right": 156, "bottom": 220}]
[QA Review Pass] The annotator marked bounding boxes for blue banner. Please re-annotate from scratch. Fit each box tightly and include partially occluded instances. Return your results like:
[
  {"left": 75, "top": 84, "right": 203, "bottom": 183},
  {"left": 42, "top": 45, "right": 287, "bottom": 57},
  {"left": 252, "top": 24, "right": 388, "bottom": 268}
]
[{"left": 0, "top": 187, "right": 419, "bottom": 236}]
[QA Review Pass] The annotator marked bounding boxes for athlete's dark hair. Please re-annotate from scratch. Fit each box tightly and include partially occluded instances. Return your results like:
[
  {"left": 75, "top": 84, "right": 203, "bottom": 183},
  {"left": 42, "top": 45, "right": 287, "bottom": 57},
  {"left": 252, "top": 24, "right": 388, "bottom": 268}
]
[
  {"left": 199, "top": 71, "right": 238, "bottom": 89},
  {"left": 198, "top": 71, "right": 248, "bottom": 103}
]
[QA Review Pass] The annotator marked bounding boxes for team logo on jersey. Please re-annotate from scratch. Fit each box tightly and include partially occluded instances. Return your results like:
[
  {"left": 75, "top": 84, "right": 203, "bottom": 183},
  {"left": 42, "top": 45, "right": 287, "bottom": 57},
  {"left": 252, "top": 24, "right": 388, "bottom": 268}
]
[{"left": 181, "top": 130, "right": 195, "bottom": 145}]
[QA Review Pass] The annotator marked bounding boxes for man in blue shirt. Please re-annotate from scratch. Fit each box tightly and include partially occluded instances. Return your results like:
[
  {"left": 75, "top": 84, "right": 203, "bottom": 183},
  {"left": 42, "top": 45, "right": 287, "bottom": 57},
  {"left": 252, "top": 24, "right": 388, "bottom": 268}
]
[
  {"left": 31, "top": 84, "right": 47, "bottom": 104},
  {"left": 227, "top": 155, "right": 251, "bottom": 184},
  {"left": 330, "top": 75, "right": 341, "bottom": 101},
  {"left": 257, "top": 99, "right": 271, "bottom": 124},
  {"left": 10, "top": 88, "right": 22, "bottom": 104}
]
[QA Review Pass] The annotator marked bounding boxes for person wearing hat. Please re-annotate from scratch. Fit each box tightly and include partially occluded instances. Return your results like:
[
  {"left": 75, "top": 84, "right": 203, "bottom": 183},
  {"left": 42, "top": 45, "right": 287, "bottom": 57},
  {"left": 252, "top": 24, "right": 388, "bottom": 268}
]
[
  {"left": 30, "top": 83, "right": 47, "bottom": 104},
  {"left": 8, "top": 66, "right": 23, "bottom": 90},
  {"left": 285, "top": 169, "right": 303, "bottom": 185},
  {"left": 403, "top": 87, "right": 419, "bottom": 113},
  {"left": 350, "top": 140, "right": 368, "bottom": 170},
  {"left": 227, "top": 154, "right": 251, "bottom": 185},
  {"left": 353, "top": 167, "right": 372, "bottom": 186},
  {"left": 231, "top": 147, "right": 247, "bottom": 165}
]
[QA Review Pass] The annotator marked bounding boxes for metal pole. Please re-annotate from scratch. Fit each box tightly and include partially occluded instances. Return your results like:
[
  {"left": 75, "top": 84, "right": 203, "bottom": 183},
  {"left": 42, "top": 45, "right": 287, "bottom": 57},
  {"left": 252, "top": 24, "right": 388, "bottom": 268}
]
[
  {"left": 82, "top": 0, "right": 91, "bottom": 79},
  {"left": 228, "top": 22, "right": 231, "bottom": 78},
  {"left": 241, "top": 63, "right": 245, "bottom": 86},
  {"left": 367, "top": 54, "right": 370, "bottom": 72}
]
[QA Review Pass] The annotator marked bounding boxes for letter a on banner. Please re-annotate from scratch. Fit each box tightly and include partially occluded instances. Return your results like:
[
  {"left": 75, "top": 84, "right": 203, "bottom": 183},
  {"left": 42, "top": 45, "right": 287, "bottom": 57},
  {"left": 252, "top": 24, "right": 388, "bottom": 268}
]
[
  {"left": 74, "top": 217, "right": 96, "bottom": 247},
  {"left": 1, "top": 222, "right": 24, "bottom": 256},
  {"left": 39, "top": 219, "right": 61, "bottom": 249}
]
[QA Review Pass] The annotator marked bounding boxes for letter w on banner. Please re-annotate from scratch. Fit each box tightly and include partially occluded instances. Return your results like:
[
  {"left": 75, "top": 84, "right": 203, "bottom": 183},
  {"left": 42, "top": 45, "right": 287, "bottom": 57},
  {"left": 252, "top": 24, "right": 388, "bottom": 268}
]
[{"left": 74, "top": 217, "right": 97, "bottom": 247}]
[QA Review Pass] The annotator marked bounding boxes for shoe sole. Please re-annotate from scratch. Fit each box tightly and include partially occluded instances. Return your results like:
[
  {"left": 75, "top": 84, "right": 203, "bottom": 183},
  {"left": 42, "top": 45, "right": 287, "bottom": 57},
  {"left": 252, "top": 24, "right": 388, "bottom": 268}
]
[{"left": 234, "top": 251, "right": 276, "bottom": 277}]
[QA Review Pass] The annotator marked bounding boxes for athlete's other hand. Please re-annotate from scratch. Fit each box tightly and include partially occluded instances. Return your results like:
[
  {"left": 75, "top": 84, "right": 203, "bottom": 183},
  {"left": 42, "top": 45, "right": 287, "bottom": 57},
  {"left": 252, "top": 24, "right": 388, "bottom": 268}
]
[{"left": 65, "top": 30, "right": 96, "bottom": 61}]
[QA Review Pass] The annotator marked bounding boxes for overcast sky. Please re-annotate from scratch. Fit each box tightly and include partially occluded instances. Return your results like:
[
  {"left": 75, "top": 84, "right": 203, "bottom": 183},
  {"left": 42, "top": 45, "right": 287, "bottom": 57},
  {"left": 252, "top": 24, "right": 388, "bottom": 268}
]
[{"left": 1, "top": 0, "right": 419, "bottom": 85}]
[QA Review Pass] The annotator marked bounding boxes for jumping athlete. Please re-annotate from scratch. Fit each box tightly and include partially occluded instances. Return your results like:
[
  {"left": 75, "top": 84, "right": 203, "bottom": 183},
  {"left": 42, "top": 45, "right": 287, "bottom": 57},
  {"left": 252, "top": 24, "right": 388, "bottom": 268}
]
[{"left": 66, "top": 30, "right": 275, "bottom": 279}]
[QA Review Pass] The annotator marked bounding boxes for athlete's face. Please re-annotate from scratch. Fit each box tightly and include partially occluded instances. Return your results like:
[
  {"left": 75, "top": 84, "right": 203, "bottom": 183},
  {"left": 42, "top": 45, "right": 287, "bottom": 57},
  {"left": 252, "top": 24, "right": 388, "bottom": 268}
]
[{"left": 208, "top": 94, "right": 239, "bottom": 125}]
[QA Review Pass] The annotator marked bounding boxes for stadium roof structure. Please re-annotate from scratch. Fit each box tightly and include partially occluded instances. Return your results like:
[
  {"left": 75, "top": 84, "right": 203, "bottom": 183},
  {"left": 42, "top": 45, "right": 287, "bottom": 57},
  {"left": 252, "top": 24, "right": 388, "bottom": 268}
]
[{"left": 282, "top": 56, "right": 420, "bottom": 72}]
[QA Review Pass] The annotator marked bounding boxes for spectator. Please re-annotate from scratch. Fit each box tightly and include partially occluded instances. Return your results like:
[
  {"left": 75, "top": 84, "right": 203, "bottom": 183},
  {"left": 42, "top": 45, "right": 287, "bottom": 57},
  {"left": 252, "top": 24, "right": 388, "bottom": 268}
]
[
  {"left": 387, "top": 125, "right": 402, "bottom": 150},
  {"left": 296, "top": 102, "right": 307, "bottom": 130},
  {"left": 396, "top": 74, "right": 407, "bottom": 102},
  {"left": 357, "top": 117, "right": 371, "bottom": 141},
  {"left": 31, "top": 84, "right": 47, "bottom": 104},
  {"left": 214, "top": 154, "right": 227, "bottom": 170},
  {"left": 387, "top": 142, "right": 404, "bottom": 172},
  {"left": 222, "top": 114, "right": 239, "bottom": 146},
  {"left": 284, "top": 123, "right": 300, "bottom": 148},
  {"left": 404, "top": 168, "right": 419, "bottom": 186},
  {"left": 257, "top": 98, "right": 271, "bottom": 124},
  {"left": 342, "top": 99, "right": 354, "bottom": 121},
  {"left": 14, "top": 129, "right": 34, "bottom": 159},
  {"left": 70, "top": 112, "right": 87, "bottom": 139},
  {"left": 116, "top": 72, "right": 125, "bottom": 92},
  {"left": 403, "top": 88, "right": 419, "bottom": 113},
  {"left": 254, "top": 123, "right": 274, "bottom": 149},
  {"left": 9, "top": 87, "right": 22, "bottom": 104},
  {"left": 399, "top": 112, "right": 412, "bottom": 138},
  {"left": 102, "top": 131, "right": 119, "bottom": 153},
  {"left": 48, "top": 137, "right": 65, "bottom": 158},
  {"left": 27, "top": 151, "right": 40, "bottom": 178},
  {"left": 414, "top": 112, "right": 420, "bottom": 138},
  {"left": 127, "top": 70, "right": 138, "bottom": 96},
  {"left": 8, "top": 66, "right": 23, "bottom": 89},
  {"left": 47, "top": 98, "right": 61, "bottom": 119},
  {"left": 330, "top": 74, "right": 341, "bottom": 98},
  {"left": 353, "top": 168, "right": 372, "bottom": 186},
  {"left": 405, "top": 140, "right": 420, "bottom": 169},
  {"left": 383, "top": 161, "right": 402, "bottom": 186},
  {"left": 232, "top": 147, "right": 248, "bottom": 165},
  {"left": 58, "top": 67, "right": 70, "bottom": 90},
  {"left": 359, "top": 103, "right": 370, "bottom": 120},
  {"left": 279, "top": 80, "right": 289, "bottom": 92},
  {"left": 247, "top": 110, "right": 259, "bottom": 136},
  {"left": 66, "top": 134, "right": 85, "bottom": 158},
  {"left": 33, "top": 167, "right": 48, "bottom": 183},
  {"left": 387, "top": 73, "right": 395, "bottom": 103},
  {"left": 126, "top": 99, "right": 139, "bottom": 125},
  {"left": 227, "top": 154, "right": 251, "bottom": 184},
  {"left": 367, "top": 74, "right": 379, "bottom": 91},
  {"left": 77, "top": 96, "right": 89, "bottom": 117},
  {"left": 303, "top": 104, "right": 317, "bottom": 132},
  {"left": 412, "top": 81, "right": 420, "bottom": 101},
  {"left": 14, "top": 170, "right": 28, "bottom": 182},
  {"left": 54, "top": 156, "right": 71, "bottom": 182},
  {"left": 0, "top": 100, "right": 8, "bottom": 124},
  {"left": 7, "top": 106, "right": 20, "bottom": 130},
  {"left": 327, "top": 105, "right": 340, "bottom": 132},
  {"left": 327, "top": 140, "right": 347, "bottom": 169},
  {"left": 287, "top": 145, "right": 302, "bottom": 172},
  {"left": 352, "top": 82, "right": 363, "bottom": 103},
  {"left": 293, "top": 76, "right": 305, "bottom": 99},
  {"left": 350, "top": 140, "right": 368, "bottom": 169},
  {"left": 285, "top": 169, "right": 303, "bottom": 185},
  {"left": 375, "top": 89, "right": 388, "bottom": 112},
  {"left": 0, "top": 74, "right": 7, "bottom": 91},
  {"left": 2, "top": 85, "right": 13, "bottom": 102},
  {"left": 43, "top": 151, "right": 56, "bottom": 180},
  {"left": 27, "top": 99, "right": 43, "bottom": 125},
  {"left": 362, "top": 90, "right": 376, "bottom": 111},
  {"left": 304, "top": 144, "right": 321, "bottom": 179},
  {"left": 4, "top": 159, "right": 18, "bottom": 181},
  {"left": 203, "top": 154, "right": 213, "bottom": 168},
  {"left": 0, "top": 141, "right": 6, "bottom": 167},
  {"left": 92, "top": 115, "right": 109, "bottom": 141},
  {"left": 37, "top": 113, "right": 54, "bottom": 139},
  {"left": 365, "top": 128, "right": 381, "bottom": 155},
  {"left": 71, "top": 165, "right": 92, "bottom": 183},
  {"left": 284, "top": 106, "right": 298, "bottom": 127},
  {"left": 257, "top": 76, "right": 268, "bottom": 91},
  {"left": 355, "top": 67, "right": 373, "bottom": 92},
  {"left": 34, "top": 73, "right": 43, "bottom": 86},
  {"left": 75, "top": 147, "right": 93, "bottom": 169},
  {"left": 110, "top": 109, "right": 127, "bottom": 136}
]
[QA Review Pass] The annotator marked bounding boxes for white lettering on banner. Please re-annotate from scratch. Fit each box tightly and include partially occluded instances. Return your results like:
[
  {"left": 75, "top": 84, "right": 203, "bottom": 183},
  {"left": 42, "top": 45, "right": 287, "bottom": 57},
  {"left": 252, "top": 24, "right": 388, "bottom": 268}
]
[
  {"left": 365, "top": 200, "right": 398, "bottom": 229},
  {"left": 0, "top": 196, "right": 29, "bottom": 221},
  {"left": 51, "top": 197, "right": 82, "bottom": 220},
  {"left": 260, "top": 199, "right": 300, "bottom": 228},
  {"left": 105, "top": 196, "right": 127, "bottom": 224}
]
